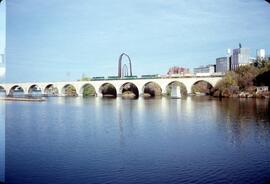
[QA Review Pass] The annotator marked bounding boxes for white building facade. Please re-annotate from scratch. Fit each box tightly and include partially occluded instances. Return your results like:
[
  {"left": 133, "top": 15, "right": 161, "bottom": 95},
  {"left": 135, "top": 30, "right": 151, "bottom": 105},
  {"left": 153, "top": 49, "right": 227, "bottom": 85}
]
[{"left": 231, "top": 47, "right": 250, "bottom": 70}]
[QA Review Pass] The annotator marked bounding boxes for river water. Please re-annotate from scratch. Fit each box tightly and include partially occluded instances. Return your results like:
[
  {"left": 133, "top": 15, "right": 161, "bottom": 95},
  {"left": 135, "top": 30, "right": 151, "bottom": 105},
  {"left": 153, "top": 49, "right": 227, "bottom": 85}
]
[{"left": 4, "top": 97, "right": 270, "bottom": 184}]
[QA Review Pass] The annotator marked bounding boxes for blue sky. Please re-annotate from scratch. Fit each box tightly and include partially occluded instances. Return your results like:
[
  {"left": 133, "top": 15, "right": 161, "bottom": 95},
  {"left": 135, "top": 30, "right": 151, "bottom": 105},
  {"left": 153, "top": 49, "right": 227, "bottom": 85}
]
[
  {"left": 0, "top": 0, "right": 5, "bottom": 54},
  {"left": 5, "top": 0, "right": 270, "bottom": 82}
]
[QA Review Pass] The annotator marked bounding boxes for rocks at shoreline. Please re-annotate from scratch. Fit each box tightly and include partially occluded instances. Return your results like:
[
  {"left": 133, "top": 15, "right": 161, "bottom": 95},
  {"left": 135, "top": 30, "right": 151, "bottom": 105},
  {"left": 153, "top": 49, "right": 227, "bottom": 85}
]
[
  {"left": 213, "top": 90, "right": 269, "bottom": 99},
  {"left": 122, "top": 92, "right": 136, "bottom": 99}
]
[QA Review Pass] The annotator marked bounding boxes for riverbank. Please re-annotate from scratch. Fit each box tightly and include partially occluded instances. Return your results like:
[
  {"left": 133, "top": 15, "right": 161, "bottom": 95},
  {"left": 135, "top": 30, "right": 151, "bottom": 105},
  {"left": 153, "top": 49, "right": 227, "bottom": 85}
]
[
  {"left": 212, "top": 88, "right": 270, "bottom": 99},
  {"left": 211, "top": 63, "right": 270, "bottom": 99}
]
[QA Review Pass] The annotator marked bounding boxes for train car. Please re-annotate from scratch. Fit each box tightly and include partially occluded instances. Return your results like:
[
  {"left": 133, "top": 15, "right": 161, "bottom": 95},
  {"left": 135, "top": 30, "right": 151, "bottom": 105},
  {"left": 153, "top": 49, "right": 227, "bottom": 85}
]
[
  {"left": 141, "top": 74, "right": 159, "bottom": 79},
  {"left": 123, "top": 76, "right": 138, "bottom": 80},
  {"left": 92, "top": 77, "right": 105, "bottom": 81},
  {"left": 107, "top": 76, "right": 119, "bottom": 80}
]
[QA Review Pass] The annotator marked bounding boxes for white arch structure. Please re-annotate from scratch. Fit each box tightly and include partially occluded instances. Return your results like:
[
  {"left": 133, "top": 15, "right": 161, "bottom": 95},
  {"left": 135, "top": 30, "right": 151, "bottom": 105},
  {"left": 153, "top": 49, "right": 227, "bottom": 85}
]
[{"left": 0, "top": 76, "right": 222, "bottom": 97}]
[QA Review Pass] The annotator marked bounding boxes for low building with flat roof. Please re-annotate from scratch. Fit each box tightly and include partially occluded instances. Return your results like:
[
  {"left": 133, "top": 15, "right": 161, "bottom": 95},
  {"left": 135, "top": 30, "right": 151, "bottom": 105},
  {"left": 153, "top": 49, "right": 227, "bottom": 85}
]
[{"left": 193, "top": 65, "right": 216, "bottom": 75}]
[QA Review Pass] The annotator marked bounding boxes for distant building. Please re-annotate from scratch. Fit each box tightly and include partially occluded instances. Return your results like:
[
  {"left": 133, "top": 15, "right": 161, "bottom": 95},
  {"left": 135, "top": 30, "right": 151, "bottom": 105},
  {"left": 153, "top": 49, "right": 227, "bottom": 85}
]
[
  {"left": 256, "top": 49, "right": 266, "bottom": 61},
  {"left": 216, "top": 57, "right": 231, "bottom": 74},
  {"left": 0, "top": 54, "right": 5, "bottom": 78},
  {"left": 193, "top": 65, "right": 216, "bottom": 75},
  {"left": 167, "top": 66, "right": 190, "bottom": 76},
  {"left": 231, "top": 45, "right": 250, "bottom": 70}
]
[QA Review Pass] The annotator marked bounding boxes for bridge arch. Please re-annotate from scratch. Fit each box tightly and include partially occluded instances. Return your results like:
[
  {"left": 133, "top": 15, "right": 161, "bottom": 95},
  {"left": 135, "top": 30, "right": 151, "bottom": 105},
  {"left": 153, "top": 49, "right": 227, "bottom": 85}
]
[
  {"left": 0, "top": 85, "right": 6, "bottom": 96},
  {"left": 99, "top": 83, "right": 117, "bottom": 98},
  {"left": 142, "top": 81, "right": 162, "bottom": 97},
  {"left": 119, "top": 82, "right": 139, "bottom": 99},
  {"left": 28, "top": 84, "right": 43, "bottom": 96},
  {"left": 79, "top": 83, "right": 96, "bottom": 97},
  {"left": 61, "top": 84, "right": 78, "bottom": 96},
  {"left": 44, "top": 84, "right": 59, "bottom": 96},
  {"left": 8, "top": 85, "right": 25, "bottom": 96},
  {"left": 191, "top": 80, "right": 214, "bottom": 95},
  {"left": 166, "top": 81, "right": 188, "bottom": 96}
]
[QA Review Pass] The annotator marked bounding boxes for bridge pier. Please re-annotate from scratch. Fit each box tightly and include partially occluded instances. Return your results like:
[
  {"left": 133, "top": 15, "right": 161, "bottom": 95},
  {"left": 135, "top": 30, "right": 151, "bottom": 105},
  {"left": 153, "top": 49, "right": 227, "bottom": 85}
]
[
  {"left": 186, "top": 85, "right": 193, "bottom": 94},
  {"left": 96, "top": 92, "right": 103, "bottom": 97}
]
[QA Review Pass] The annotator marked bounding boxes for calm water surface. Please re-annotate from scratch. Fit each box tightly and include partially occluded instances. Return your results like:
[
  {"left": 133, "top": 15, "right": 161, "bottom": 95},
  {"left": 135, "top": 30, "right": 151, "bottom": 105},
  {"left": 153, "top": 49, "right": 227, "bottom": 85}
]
[
  {"left": 0, "top": 100, "right": 4, "bottom": 183},
  {"left": 5, "top": 97, "right": 270, "bottom": 184}
]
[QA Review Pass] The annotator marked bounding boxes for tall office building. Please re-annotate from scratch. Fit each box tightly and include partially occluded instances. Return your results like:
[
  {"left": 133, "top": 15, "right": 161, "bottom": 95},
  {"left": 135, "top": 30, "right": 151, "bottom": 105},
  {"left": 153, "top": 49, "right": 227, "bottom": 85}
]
[
  {"left": 231, "top": 45, "right": 250, "bottom": 70},
  {"left": 216, "top": 57, "right": 230, "bottom": 74},
  {"left": 215, "top": 48, "right": 232, "bottom": 74},
  {"left": 0, "top": 54, "right": 5, "bottom": 78}
]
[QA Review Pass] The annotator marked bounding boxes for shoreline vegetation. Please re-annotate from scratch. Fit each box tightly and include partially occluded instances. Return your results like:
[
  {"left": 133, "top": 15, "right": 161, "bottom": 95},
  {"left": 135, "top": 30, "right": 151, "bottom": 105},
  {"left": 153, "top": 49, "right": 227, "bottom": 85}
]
[{"left": 211, "top": 59, "right": 270, "bottom": 99}]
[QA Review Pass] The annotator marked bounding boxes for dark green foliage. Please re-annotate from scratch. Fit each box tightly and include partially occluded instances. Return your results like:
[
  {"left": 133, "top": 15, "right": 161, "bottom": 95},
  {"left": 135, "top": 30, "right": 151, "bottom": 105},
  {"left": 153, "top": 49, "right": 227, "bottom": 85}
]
[{"left": 83, "top": 85, "right": 96, "bottom": 97}]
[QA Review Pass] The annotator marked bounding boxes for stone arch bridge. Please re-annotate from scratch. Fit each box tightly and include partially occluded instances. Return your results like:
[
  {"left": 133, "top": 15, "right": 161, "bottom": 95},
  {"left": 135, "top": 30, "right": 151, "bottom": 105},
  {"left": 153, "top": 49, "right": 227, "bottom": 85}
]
[{"left": 0, "top": 76, "right": 222, "bottom": 97}]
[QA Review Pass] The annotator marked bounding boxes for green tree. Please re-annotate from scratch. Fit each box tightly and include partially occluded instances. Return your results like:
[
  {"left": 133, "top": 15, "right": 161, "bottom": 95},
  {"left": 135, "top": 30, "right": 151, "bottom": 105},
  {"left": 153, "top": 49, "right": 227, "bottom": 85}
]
[
  {"left": 235, "top": 65, "right": 259, "bottom": 90},
  {"left": 65, "top": 85, "right": 77, "bottom": 96},
  {"left": 83, "top": 85, "right": 96, "bottom": 97}
]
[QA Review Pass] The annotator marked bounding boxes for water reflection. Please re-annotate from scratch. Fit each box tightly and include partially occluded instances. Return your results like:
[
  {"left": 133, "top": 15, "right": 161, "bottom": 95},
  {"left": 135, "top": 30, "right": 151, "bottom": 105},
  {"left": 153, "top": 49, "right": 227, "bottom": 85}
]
[
  {"left": 5, "top": 97, "right": 270, "bottom": 184},
  {"left": 0, "top": 99, "right": 5, "bottom": 182},
  {"left": 216, "top": 98, "right": 270, "bottom": 145},
  {"left": 45, "top": 97, "right": 270, "bottom": 147}
]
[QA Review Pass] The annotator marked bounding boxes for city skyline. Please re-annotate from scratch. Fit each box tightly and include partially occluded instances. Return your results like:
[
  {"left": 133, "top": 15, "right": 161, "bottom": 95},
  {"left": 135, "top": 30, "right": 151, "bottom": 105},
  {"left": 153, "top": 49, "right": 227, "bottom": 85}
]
[{"left": 4, "top": 0, "right": 270, "bottom": 82}]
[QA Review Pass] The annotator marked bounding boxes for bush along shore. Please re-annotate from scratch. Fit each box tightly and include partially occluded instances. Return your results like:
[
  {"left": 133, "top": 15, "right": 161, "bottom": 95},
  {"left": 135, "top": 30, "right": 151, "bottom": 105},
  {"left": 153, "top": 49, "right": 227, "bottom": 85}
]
[{"left": 212, "top": 59, "right": 270, "bottom": 99}]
